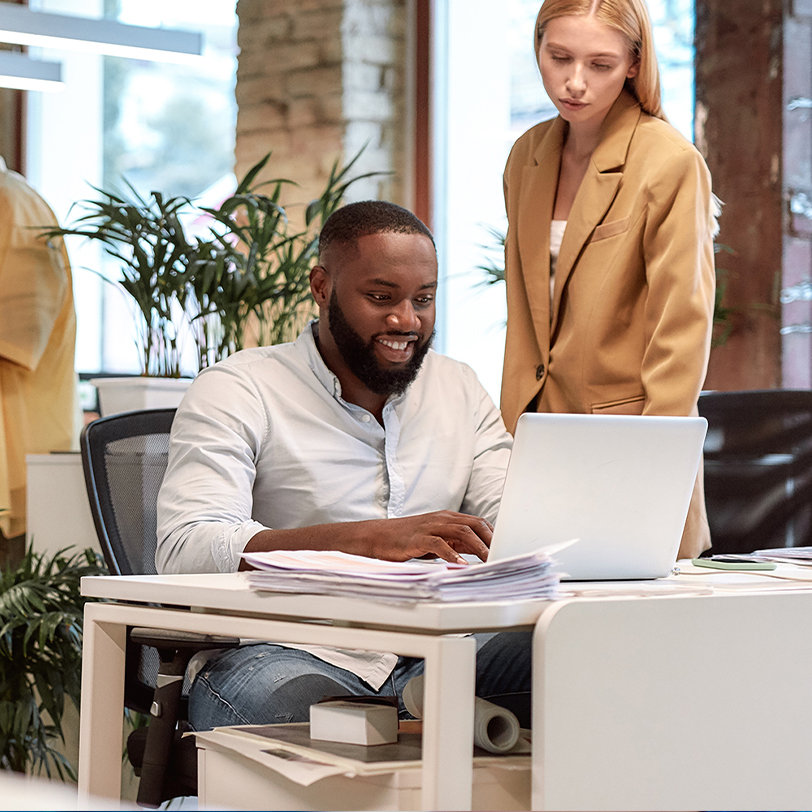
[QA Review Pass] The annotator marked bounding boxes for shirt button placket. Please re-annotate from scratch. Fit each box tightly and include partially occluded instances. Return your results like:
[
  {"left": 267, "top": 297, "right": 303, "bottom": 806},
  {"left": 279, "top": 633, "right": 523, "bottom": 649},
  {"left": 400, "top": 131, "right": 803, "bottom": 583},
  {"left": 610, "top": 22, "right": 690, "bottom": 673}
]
[{"left": 382, "top": 407, "right": 404, "bottom": 518}]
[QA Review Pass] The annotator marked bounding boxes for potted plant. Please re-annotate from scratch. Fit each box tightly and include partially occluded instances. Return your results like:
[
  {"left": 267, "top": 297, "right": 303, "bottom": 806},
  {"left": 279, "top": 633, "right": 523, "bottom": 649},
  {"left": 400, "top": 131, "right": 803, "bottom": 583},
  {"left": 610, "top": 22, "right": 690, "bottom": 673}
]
[
  {"left": 188, "top": 149, "right": 376, "bottom": 368},
  {"left": 0, "top": 545, "right": 107, "bottom": 779},
  {"left": 43, "top": 149, "right": 377, "bottom": 414},
  {"left": 50, "top": 184, "right": 200, "bottom": 414}
]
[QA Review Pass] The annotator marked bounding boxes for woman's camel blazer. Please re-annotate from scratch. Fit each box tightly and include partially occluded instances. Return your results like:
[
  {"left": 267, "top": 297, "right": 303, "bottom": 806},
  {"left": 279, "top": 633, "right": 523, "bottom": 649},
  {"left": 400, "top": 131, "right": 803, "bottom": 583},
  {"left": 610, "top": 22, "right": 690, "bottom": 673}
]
[{"left": 500, "top": 91, "right": 716, "bottom": 559}]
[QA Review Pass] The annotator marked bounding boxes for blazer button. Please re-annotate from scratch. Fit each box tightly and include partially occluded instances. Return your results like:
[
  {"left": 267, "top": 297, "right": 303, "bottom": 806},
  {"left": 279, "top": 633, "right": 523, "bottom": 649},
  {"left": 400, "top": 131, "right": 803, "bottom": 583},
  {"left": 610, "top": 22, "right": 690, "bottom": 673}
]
[{"left": 535, "top": 363, "right": 545, "bottom": 380}]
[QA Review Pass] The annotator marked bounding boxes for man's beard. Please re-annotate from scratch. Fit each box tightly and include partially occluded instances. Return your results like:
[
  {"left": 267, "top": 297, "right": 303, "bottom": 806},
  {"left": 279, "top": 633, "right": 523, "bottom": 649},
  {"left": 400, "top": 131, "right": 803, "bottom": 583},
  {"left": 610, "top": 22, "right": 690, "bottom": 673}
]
[{"left": 328, "top": 288, "right": 434, "bottom": 397}]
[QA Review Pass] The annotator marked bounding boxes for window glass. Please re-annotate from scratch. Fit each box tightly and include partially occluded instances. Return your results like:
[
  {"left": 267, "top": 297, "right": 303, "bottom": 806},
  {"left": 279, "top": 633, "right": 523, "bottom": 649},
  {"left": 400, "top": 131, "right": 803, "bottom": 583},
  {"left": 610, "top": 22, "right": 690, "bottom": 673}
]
[
  {"left": 435, "top": 0, "right": 695, "bottom": 402},
  {"left": 26, "top": 0, "right": 237, "bottom": 377}
]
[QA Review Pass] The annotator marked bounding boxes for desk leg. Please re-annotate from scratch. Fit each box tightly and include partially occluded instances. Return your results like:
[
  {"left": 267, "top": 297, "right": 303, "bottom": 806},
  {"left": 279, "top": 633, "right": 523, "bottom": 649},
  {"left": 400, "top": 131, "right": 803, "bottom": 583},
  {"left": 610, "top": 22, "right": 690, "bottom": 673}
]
[
  {"left": 78, "top": 603, "right": 127, "bottom": 806},
  {"left": 420, "top": 634, "right": 476, "bottom": 811}
]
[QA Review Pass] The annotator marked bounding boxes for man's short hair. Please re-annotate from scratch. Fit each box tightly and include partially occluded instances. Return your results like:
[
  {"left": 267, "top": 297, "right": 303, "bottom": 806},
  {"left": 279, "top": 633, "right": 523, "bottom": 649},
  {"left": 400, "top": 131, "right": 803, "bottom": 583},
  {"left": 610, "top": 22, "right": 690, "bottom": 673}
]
[{"left": 318, "top": 200, "right": 435, "bottom": 260}]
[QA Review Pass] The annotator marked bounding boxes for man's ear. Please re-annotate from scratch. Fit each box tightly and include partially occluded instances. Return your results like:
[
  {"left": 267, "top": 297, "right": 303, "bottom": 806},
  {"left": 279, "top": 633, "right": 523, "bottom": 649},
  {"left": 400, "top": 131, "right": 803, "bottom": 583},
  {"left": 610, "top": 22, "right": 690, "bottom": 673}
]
[{"left": 310, "top": 265, "right": 330, "bottom": 307}]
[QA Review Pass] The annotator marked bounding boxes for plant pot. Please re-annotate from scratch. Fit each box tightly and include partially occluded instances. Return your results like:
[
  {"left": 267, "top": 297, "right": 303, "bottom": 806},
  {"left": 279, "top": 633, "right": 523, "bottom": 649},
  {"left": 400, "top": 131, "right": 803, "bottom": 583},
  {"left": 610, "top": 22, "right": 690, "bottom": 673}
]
[{"left": 90, "top": 376, "right": 194, "bottom": 417}]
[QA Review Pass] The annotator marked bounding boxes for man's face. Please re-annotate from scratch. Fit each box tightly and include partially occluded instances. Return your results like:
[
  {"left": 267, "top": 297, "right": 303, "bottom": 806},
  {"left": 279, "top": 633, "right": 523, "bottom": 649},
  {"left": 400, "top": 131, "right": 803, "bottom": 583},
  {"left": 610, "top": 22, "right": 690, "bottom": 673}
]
[
  {"left": 328, "top": 285, "right": 434, "bottom": 396},
  {"left": 314, "top": 231, "right": 437, "bottom": 398}
]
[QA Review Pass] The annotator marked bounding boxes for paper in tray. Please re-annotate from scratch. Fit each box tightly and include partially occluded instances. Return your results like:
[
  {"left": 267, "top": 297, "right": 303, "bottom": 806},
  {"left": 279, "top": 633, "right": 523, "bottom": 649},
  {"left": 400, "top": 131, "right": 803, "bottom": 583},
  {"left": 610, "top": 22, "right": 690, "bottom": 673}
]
[
  {"left": 226, "top": 722, "right": 531, "bottom": 763},
  {"left": 233, "top": 723, "right": 424, "bottom": 764}
]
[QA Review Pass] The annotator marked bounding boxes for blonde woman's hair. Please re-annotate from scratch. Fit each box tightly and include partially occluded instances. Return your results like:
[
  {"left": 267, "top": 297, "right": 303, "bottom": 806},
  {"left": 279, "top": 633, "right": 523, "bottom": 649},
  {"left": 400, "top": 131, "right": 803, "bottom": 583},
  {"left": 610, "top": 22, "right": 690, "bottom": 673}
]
[{"left": 534, "top": 0, "right": 667, "bottom": 121}]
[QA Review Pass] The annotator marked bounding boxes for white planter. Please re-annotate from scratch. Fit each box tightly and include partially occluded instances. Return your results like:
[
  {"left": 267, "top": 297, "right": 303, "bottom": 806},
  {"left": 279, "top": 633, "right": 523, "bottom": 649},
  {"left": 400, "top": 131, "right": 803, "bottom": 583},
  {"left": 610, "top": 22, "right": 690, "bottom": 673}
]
[{"left": 90, "top": 376, "right": 194, "bottom": 416}]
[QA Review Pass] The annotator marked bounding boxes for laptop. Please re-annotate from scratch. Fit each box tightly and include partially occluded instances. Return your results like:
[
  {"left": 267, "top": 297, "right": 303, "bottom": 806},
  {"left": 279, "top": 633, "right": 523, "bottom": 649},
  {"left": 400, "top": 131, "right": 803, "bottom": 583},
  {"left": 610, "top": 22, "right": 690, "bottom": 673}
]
[{"left": 488, "top": 413, "right": 708, "bottom": 580}]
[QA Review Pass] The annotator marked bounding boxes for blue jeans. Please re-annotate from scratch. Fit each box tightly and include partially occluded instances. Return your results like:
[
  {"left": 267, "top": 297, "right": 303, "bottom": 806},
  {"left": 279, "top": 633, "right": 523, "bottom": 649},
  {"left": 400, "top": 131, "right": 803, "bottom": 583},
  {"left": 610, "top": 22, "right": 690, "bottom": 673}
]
[{"left": 189, "top": 631, "right": 532, "bottom": 731}]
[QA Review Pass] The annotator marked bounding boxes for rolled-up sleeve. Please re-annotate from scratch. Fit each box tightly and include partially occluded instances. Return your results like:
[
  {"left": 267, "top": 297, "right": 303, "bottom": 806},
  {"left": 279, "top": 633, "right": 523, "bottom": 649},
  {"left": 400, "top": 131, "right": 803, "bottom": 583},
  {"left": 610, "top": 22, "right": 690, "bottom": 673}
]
[{"left": 156, "top": 364, "right": 271, "bottom": 574}]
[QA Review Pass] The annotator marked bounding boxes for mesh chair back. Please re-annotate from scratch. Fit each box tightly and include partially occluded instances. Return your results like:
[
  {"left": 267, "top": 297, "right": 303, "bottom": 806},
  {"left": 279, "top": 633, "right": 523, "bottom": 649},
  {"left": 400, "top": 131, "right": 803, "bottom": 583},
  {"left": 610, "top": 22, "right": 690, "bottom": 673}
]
[
  {"left": 81, "top": 408, "right": 176, "bottom": 712},
  {"left": 699, "top": 390, "right": 812, "bottom": 555},
  {"left": 81, "top": 408, "right": 175, "bottom": 577}
]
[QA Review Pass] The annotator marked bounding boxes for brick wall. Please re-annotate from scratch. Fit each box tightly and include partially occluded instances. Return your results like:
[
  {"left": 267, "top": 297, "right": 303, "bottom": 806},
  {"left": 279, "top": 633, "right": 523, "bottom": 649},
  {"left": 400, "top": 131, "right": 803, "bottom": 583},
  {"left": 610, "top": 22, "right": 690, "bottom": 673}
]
[{"left": 234, "top": 0, "right": 407, "bottom": 227}]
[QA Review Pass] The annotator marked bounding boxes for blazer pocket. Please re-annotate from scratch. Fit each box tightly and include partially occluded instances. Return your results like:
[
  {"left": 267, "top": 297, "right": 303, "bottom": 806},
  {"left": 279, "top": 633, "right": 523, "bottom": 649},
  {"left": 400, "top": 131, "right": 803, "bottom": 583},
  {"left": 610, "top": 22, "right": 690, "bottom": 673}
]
[
  {"left": 591, "top": 395, "right": 645, "bottom": 415},
  {"left": 589, "top": 216, "right": 630, "bottom": 243}
]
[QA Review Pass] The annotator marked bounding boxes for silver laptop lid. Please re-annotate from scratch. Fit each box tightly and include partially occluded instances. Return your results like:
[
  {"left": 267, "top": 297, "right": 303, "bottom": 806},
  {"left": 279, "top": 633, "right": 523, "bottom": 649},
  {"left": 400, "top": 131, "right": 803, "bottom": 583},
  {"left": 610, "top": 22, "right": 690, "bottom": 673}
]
[{"left": 489, "top": 413, "right": 707, "bottom": 580}]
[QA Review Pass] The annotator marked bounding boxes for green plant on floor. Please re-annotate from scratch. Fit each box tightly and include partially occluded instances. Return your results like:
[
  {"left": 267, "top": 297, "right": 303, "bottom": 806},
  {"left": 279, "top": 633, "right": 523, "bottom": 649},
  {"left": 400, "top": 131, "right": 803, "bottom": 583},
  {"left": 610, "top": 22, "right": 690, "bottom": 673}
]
[
  {"left": 42, "top": 148, "right": 381, "bottom": 377},
  {"left": 0, "top": 545, "right": 107, "bottom": 780}
]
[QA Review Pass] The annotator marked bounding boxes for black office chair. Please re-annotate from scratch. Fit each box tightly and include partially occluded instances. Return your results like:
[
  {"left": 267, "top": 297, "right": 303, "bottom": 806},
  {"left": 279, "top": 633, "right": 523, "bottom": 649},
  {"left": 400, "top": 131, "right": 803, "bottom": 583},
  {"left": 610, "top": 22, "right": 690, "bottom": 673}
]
[
  {"left": 81, "top": 408, "right": 238, "bottom": 808},
  {"left": 699, "top": 389, "right": 812, "bottom": 555}
]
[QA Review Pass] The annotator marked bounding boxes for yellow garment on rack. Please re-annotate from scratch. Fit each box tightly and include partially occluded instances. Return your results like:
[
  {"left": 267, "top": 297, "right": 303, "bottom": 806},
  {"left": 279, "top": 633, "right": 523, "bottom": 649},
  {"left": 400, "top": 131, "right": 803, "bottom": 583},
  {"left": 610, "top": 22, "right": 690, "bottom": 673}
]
[{"left": 0, "top": 157, "right": 80, "bottom": 538}]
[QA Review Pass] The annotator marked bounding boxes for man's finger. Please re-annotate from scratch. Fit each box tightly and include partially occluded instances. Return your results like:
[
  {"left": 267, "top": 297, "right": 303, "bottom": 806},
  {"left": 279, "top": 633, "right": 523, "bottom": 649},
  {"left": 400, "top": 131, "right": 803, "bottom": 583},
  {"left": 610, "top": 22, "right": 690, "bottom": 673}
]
[
  {"left": 433, "top": 523, "right": 490, "bottom": 561},
  {"left": 422, "top": 536, "right": 467, "bottom": 565}
]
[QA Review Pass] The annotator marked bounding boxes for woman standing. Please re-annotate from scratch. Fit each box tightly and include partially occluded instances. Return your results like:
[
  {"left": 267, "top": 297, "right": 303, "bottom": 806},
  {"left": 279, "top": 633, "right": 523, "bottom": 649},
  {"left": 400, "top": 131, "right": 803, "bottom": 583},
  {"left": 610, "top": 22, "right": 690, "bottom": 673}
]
[{"left": 501, "top": 0, "right": 717, "bottom": 558}]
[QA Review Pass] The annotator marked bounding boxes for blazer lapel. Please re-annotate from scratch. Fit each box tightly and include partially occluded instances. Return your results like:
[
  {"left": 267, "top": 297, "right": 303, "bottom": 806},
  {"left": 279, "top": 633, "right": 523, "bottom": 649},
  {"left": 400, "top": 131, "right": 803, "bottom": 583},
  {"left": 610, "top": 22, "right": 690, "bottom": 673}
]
[
  {"left": 550, "top": 92, "right": 642, "bottom": 336},
  {"left": 516, "top": 117, "right": 566, "bottom": 357}
]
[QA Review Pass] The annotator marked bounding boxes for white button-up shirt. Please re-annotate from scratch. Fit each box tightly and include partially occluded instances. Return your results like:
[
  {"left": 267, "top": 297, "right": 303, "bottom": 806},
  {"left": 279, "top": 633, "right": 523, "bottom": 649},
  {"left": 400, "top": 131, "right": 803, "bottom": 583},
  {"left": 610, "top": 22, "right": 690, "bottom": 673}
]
[
  {"left": 156, "top": 324, "right": 512, "bottom": 687},
  {"left": 157, "top": 322, "right": 512, "bottom": 574}
]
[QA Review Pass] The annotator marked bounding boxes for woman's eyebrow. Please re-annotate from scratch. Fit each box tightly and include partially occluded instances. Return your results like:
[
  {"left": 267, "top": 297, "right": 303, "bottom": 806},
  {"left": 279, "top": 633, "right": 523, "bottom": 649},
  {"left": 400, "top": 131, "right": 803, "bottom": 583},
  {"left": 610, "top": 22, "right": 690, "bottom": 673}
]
[{"left": 544, "top": 41, "right": 622, "bottom": 59}]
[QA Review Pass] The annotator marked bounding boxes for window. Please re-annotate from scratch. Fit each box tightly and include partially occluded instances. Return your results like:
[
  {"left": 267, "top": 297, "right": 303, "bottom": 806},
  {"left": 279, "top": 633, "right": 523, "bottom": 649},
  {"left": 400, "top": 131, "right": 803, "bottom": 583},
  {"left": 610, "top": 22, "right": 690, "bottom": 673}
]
[
  {"left": 433, "top": 0, "right": 695, "bottom": 402},
  {"left": 26, "top": 0, "right": 237, "bottom": 379}
]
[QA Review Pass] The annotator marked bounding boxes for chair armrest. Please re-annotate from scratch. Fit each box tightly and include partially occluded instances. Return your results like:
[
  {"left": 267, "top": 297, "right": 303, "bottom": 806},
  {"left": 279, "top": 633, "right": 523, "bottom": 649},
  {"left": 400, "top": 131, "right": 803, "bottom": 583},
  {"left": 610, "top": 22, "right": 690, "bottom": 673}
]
[
  {"left": 130, "top": 628, "right": 240, "bottom": 650},
  {"left": 130, "top": 628, "right": 240, "bottom": 807}
]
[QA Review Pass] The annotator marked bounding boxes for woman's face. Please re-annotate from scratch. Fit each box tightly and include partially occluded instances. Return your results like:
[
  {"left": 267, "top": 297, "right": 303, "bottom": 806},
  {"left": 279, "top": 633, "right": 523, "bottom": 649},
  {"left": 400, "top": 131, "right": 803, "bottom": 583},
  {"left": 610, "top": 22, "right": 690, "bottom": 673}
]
[{"left": 538, "top": 14, "right": 639, "bottom": 132}]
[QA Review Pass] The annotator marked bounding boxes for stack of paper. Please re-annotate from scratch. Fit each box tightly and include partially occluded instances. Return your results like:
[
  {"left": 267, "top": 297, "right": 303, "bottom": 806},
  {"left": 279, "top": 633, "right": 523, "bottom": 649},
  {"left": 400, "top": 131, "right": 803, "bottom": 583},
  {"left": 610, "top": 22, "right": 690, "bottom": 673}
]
[
  {"left": 242, "top": 547, "right": 563, "bottom": 604},
  {"left": 750, "top": 546, "right": 812, "bottom": 565}
]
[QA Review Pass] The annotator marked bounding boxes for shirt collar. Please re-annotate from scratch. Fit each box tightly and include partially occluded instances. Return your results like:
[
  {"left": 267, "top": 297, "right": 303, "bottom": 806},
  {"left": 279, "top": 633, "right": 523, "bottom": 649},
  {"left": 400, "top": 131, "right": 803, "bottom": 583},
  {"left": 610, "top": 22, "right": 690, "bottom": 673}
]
[
  {"left": 294, "top": 320, "right": 412, "bottom": 410},
  {"left": 295, "top": 320, "right": 342, "bottom": 397}
]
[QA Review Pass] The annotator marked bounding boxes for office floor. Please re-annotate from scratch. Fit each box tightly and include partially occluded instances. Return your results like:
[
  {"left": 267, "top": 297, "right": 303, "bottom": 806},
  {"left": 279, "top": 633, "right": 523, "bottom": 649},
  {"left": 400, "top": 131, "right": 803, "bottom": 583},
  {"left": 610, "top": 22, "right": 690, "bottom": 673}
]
[
  {"left": 0, "top": 775, "right": 200, "bottom": 811},
  {"left": 0, "top": 772, "right": 138, "bottom": 810}
]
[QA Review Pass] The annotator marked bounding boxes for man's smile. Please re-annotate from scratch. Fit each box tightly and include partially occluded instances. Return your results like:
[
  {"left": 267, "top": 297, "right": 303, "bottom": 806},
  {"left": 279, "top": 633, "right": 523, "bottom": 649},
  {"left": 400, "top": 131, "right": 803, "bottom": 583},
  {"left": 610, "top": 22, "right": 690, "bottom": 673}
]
[{"left": 376, "top": 334, "right": 417, "bottom": 362}]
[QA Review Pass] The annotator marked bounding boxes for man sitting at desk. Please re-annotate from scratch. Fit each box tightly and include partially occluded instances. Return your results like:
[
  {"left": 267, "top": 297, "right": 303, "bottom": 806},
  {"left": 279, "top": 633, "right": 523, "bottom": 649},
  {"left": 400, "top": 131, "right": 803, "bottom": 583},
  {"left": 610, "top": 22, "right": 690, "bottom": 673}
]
[{"left": 157, "top": 200, "right": 531, "bottom": 730}]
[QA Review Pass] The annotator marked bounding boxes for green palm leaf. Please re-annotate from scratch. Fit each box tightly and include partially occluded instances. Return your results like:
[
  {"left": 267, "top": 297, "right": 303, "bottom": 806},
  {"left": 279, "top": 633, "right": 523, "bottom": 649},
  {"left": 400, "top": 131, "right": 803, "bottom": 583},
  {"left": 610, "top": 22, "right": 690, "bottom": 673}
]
[{"left": 0, "top": 545, "right": 107, "bottom": 778}]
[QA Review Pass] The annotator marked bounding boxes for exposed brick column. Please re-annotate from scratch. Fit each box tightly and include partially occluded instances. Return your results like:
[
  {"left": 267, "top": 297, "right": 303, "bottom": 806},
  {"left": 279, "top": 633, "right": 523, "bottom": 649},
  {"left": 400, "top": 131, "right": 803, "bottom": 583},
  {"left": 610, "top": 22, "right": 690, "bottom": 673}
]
[
  {"left": 696, "top": 0, "right": 783, "bottom": 391},
  {"left": 234, "top": 0, "right": 407, "bottom": 228}
]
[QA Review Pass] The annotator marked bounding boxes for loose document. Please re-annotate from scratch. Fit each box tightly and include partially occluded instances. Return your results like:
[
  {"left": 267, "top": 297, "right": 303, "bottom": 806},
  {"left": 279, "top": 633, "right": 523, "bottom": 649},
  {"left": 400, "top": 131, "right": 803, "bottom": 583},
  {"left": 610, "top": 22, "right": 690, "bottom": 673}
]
[
  {"left": 750, "top": 546, "right": 812, "bottom": 564},
  {"left": 676, "top": 546, "right": 812, "bottom": 590},
  {"left": 191, "top": 722, "right": 531, "bottom": 787},
  {"left": 703, "top": 546, "right": 812, "bottom": 568},
  {"left": 241, "top": 547, "right": 563, "bottom": 603}
]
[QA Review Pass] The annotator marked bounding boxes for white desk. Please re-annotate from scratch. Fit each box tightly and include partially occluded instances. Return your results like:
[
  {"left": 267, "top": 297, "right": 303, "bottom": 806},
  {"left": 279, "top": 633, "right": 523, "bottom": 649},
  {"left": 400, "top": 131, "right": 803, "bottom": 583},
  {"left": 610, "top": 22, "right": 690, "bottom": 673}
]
[
  {"left": 79, "top": 571, "right": 812, "bottom": 811},
  {"left": 533, "top": 577, "right": 812, "bottom": 810},
  {"left": 78, "top": 572, "right": 546, "bottom": 811}
]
